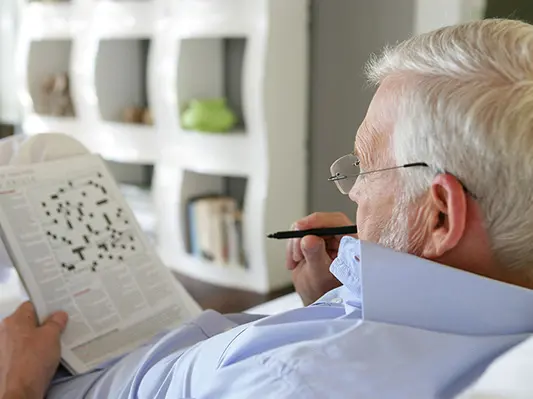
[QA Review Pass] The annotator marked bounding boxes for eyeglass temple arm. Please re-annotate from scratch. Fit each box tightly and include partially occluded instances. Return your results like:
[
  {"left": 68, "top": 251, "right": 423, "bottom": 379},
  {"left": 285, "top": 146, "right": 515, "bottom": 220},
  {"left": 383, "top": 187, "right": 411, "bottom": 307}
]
[
  {"left": 329, "top": 163, "right": 476, "bottom": 199},
  {"left": 328, "top": 162, "right": 429, "bottom": 181}
]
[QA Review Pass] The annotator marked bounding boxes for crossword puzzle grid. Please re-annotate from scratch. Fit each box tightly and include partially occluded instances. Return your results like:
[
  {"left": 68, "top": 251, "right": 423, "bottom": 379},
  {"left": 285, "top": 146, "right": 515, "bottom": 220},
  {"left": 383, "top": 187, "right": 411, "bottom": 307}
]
[{"left": 30, "top": 170, "right": 144, "bottom": 275}]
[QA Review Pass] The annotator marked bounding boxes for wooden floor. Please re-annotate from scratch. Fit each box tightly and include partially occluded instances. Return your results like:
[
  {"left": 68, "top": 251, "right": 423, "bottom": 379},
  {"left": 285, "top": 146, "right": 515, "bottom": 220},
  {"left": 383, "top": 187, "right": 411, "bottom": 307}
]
[{"left": 172, "top": 271, "right": 295, "bottom": 314}]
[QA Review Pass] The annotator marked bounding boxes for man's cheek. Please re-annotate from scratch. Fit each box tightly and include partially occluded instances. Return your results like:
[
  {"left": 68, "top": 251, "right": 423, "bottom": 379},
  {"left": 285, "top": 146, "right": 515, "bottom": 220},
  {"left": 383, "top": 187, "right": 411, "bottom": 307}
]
[{"left": 355, "top": 205, "right": 371, "bottom": 240}]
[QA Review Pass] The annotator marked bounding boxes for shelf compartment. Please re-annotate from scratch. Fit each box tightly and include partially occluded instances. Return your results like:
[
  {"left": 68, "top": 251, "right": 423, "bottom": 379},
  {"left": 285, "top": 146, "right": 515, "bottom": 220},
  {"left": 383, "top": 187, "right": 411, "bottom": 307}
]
[
  {"left": 177, "top": 37, "right": 247, "bottom": 133},
  {"left": 180, "top": 170, "right": 248, "bottom": 269},
  {"left": 180, "top": 171, "right": 247, "bottom": 209},
  {"left": 115, "top": 172, "right": 156, "bottom": 244},
  {"left": 95, "top": 39, "right": 152, "bottom": 125},
  {"left": 27, "top": 39, "right": 75, "bottom": 117},
  {"left": 107, "top": 160, "right": 153, "bottom": 186}
]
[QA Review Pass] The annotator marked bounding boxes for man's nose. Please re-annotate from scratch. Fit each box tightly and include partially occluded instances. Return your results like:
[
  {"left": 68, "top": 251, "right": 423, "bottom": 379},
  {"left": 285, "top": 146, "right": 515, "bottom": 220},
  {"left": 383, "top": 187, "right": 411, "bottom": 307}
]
[{"left": 348, "top": 184, "right": 360, "bottom": 203}]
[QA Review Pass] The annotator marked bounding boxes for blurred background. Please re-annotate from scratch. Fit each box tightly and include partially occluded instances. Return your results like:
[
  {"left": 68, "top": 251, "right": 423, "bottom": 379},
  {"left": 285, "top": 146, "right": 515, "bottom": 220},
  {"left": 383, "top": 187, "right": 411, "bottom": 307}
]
[{"left": 0, "top": 0, "right": 530, "bottom": 302}]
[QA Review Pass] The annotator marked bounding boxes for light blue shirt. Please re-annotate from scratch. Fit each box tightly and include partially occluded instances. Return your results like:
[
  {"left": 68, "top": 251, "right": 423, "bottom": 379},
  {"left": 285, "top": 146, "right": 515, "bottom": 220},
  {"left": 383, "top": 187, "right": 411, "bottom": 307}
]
[{"left": 47, "top": 238, "right": 533, "bottom": 399}]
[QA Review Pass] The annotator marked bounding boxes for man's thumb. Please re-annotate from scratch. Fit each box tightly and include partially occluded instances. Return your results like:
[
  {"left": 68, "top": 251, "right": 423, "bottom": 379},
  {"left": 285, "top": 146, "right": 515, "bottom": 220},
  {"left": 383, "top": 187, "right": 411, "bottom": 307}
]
[
  {"left": 43, "top": 311, "right": 69, "bottom": 333},
  {"left": 301, "top": 236, "right": 329, "bottom": 263}
]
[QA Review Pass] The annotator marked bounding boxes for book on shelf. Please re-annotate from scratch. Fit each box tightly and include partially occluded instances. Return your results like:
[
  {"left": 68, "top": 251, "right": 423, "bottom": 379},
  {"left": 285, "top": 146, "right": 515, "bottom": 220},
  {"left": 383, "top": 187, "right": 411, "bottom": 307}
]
[
  {"left": 187, "top": 196, "right": 247, "bottom": 268},
  {"left": 0, "top": 153, "right": 202, "bottom": 375}
]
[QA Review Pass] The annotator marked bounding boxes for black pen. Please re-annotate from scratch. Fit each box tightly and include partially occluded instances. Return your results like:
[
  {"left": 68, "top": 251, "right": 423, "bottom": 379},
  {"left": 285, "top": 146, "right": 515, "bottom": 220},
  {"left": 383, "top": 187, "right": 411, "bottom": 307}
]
[{"left": 267, "top": 225, "right": 358, "bottom": 239}]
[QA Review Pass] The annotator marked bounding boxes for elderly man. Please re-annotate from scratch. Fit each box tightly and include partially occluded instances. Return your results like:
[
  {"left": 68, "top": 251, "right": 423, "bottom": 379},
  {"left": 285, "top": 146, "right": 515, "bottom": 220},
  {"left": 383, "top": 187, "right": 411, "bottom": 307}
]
[{"left": 3, "top": 18, "right": 533, "bottom": 399}]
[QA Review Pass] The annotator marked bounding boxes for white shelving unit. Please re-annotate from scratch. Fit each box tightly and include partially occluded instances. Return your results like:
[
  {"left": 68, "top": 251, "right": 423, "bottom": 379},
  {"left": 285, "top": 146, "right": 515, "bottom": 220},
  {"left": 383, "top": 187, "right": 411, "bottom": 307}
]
[
  {"left": 152, "top": 0, "right": 308, "bottom": 293},
  {"left": 16, "top": 0, "right": 308, "bottom": 293}
]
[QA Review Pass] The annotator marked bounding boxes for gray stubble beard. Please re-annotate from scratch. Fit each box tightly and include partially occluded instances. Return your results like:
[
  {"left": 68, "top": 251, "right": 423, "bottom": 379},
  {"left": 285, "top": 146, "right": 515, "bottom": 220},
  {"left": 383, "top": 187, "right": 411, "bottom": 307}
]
[{"left": 377, "top": 194, "right": 411, "bottom": 253}]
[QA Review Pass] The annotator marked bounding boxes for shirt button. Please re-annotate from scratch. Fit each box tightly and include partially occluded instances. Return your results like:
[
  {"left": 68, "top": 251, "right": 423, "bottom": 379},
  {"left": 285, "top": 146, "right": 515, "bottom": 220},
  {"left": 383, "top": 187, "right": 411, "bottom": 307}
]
[{"left": 331, "top": 298, "right": 343, "bottom": 304}]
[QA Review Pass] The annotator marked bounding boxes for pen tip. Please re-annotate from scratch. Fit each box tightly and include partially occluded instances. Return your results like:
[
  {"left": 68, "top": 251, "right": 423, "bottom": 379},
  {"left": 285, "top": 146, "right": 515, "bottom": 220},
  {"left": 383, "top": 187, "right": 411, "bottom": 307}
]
[{"left": 267, "top": 234, "right": 274, "bottom": 238}]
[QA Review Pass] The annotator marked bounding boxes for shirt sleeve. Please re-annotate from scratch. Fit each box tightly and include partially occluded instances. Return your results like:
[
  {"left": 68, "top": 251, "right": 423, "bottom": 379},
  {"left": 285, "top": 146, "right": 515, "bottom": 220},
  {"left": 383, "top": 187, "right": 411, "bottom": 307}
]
[{"left": 47, "top": 310, "right": 256, "bottom": 399}]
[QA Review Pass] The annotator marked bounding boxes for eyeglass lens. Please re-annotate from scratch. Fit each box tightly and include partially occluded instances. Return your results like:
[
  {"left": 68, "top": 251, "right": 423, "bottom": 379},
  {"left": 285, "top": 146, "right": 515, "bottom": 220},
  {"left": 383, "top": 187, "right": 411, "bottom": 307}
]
[{"left": 330, "top": 154, "right": 360, "bottom": 194}]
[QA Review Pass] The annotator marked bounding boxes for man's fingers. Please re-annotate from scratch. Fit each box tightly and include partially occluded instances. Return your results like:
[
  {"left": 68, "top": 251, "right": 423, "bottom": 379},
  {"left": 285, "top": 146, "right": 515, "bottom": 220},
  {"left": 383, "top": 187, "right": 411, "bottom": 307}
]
[
  {"left": 286, "top": 238, "right": 303, "bottom": 269},
  {"left": 285, "top": 237, "right": 296, "bottom": 270},
  {"left": 292, "top": 238, "right": 303, "bottom": 263},
  {"left": 288, "top": 212, "right": 352, "bottom": 270},
  {"left": 295, "top": 212, "right": 353, "bottom": 230},
  {"left": 12, "top": 301, "right": 38, "bottom": 326},
  {"left": 301, "top": 236, "right": 331, "bottom": 267},
  {"left": 41, "top": 311, "right": 68, "bottom": 336},
  {"left": 286, "top": 224, "right": 303, "bottom": 270}
]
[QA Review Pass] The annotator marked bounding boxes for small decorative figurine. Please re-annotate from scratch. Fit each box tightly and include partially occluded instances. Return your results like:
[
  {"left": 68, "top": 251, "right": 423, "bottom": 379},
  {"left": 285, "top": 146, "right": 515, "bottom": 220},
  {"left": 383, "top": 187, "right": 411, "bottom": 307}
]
[
  {"left": 40, "top": 73, "right": 75, "bottom": 117},
  {"left": 181, "top": 98, "right": 237, "bottom": 133}
]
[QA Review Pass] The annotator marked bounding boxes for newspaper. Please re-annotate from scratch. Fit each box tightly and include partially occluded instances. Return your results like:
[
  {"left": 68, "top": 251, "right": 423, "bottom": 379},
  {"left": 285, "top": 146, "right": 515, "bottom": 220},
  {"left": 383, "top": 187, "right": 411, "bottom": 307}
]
[{"left": 0, "top": 154, "right": 201, "bottom": 374}]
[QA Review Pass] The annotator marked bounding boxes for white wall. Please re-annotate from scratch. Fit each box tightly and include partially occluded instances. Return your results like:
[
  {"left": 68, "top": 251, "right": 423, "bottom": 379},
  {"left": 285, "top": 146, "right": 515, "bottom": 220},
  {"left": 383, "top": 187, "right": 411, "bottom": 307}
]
[
  {"left": 308, "top": 0, "right": 416, "bottom": 216},
  {"left": 415, "top": 0, "right": 485, "bottom": 34}
]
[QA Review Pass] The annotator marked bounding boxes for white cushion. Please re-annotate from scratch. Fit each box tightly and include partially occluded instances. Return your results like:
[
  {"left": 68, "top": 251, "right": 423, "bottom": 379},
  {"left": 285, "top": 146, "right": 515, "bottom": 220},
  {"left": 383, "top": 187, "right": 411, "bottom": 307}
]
[{"left": 459, "top": 337, "right": 533, "bottom": 398}]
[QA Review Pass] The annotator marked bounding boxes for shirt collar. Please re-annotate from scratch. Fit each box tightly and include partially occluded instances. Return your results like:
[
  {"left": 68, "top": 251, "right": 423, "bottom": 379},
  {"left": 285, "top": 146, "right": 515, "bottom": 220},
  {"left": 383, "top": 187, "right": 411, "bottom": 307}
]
[{"left": 330, "top": 237, "right": 533, "bottom": 335}]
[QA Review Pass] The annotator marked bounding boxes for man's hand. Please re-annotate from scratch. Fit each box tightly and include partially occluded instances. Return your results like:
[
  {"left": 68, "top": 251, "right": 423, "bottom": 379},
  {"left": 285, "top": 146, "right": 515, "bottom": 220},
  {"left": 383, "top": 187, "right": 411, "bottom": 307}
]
[
  {"left": 0, "top": 302, "right": 68, "bottom": 399},
  {"left": 286, "top": 212, "right": 356, "bottom": 305}
]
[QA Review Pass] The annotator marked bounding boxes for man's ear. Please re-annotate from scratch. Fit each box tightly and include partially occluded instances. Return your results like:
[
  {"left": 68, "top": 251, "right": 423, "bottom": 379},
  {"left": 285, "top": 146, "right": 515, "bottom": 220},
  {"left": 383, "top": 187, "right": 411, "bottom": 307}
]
[{"left": 421, "top": 174, "right": 468, "bottom": 259}]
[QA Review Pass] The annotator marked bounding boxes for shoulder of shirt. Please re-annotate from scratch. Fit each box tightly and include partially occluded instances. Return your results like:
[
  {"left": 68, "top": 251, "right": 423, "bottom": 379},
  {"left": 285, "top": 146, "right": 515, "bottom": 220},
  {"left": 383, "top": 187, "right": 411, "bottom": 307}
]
[
  {"left": 207, "top": 318, "right": 519, "bottom": 399},
  {"left": 198, "top": 350, "right": 318, "bottom": 399}
]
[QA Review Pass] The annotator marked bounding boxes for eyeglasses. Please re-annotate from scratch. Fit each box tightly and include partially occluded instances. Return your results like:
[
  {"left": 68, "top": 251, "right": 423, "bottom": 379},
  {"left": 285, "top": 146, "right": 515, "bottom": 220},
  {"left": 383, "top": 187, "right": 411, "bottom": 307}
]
[
  {"left": 329, "top": 153, "right": 476, "bottom": 198},
  {"left": 328, "top": 153, "right": 429, "bottom": 195}
]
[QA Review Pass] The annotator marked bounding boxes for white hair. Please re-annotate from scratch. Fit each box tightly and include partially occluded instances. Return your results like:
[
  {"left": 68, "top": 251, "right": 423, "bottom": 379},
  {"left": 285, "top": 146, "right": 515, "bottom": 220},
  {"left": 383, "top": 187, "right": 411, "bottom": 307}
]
[{"left": 366, "top": 19, "right": 533, "bottom": 271}]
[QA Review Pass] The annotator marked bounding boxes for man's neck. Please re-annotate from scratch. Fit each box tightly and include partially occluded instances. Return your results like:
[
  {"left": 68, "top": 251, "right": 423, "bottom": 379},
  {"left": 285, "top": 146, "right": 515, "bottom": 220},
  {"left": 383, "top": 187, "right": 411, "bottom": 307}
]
[
  {"left": 431, "top": 242, "right": 529, "bottom": 290},
  {"left": 484, "top": 265, "right": 533, "bottom": 291}
]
